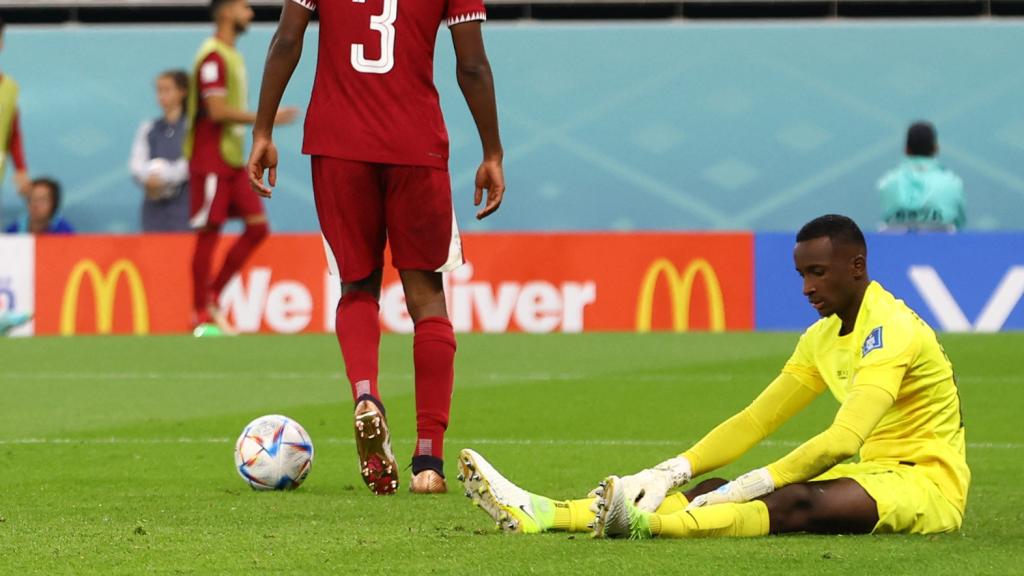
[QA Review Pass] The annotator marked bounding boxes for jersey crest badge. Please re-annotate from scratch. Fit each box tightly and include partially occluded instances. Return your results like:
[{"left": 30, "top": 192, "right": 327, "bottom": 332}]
[{"left": 862, "top": 326, "right": 884, "bottom": 358}]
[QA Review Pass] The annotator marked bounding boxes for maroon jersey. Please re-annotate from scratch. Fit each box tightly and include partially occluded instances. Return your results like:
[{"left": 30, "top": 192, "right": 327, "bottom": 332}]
[
  {"left": 190, "top": 50, "right": 240, "bottom": 174},
  {"left": 292, "top": 0, "right": 486, "bottom": 169}
]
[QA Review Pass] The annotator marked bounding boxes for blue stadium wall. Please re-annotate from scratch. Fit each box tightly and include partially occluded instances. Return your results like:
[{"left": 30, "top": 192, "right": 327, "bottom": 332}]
[
  {"left": 756, "top": 232, "right": 1024, "bottom": 331},
  {"left": 3, "top": 21, "right": 1024, "bottom": 233}
]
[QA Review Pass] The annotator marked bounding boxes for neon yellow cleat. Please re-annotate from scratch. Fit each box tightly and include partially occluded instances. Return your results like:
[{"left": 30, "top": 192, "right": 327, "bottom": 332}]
[
  {"left": 192, "top": 323, "right": 227, "bottom": 337},
  {"left": 458, "top": 448, "right": 555, "bottom": 534},
  {"left": 590, "top": 475, "right": 652, "bottom": 540}
]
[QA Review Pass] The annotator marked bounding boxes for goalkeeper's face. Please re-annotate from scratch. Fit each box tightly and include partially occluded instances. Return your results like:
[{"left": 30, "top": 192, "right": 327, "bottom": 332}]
[{"left": 793, "top": 236, "right": 865, "bottom": 318}]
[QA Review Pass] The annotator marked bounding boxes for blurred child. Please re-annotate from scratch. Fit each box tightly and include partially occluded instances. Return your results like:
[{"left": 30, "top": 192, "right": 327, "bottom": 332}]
[{"left": 129, "top": 69, "right": 191, "bottom": 232}]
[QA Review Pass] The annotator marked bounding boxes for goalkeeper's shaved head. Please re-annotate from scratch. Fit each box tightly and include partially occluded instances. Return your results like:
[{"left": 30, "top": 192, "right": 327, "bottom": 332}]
[
  {"left": 793, "top": 215, "right": 870, "bottom": 327},
  {"left": 795, "top": 214, "right": 867, "bottom": 257}
]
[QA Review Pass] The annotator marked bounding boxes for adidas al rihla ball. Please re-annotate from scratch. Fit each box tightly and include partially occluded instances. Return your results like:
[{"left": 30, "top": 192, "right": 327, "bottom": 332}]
[{"left": 234, "top": 415, "right": 314, "bottom": 490}]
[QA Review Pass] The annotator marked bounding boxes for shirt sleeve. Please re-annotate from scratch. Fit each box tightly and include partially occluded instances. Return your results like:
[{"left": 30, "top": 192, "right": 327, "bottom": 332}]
[
  {"left": 198, "top": 53, "right": 228, "bottom": 98},
  {"left": 780, "top": 329, "right": 827, "bottom": 392},
  {"left": 8, "top": 110, "right": 27, "bottom": 171},
  {"left": 681, "top": 372, "right": 822, "bottom": 476},
  {"left": 290, "top": 0, "right": 316, "bottom": 11},
  {"left": 877, "top": 170, "right": 898, "bottom": 223},
  {"left": 129, "top": 120, "right": 153, "bottom": 185},
  {"left": 446, "top": 0, "right": 487, "bottom": 27},
  {"left": 766, "top": 383, "right": 894, "bottom": 487},
  {"left": 163, "top": 158, "right": 190, "bottom": 187},
  {"left": 953, "top": 175, "right": 966, "bottom": 230}
]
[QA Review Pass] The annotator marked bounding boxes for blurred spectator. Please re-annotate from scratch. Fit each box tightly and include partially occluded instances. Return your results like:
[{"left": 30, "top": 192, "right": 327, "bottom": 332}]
[
  {"left": 130, "top": 69, "right": 191, "bottom": 232},
  {"left": 4, "top": 177, "right": 74, "bottom": 234},
  {"left": 877, "top": 121, "right": 965, "bottom": 232},
  {"left": 0, "top": 17, "right": 31, "bottom": 212}
]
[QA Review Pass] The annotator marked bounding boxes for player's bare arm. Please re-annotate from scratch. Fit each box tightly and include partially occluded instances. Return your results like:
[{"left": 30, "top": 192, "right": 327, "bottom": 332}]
[
  {"left": 205, "top": 94, "right": 298, "bottom": 127},
  {"left": 14, "top": 168, "right": 29, "bottom": 197},
  {"left": 451, "top": 21, "right": 505, "bottom": 220},
  {"left": 247, "top": 0, "right": 311, "bottom": 198},
  {"left": 10, "top": 111, "right": 31, "bottom": 196}
]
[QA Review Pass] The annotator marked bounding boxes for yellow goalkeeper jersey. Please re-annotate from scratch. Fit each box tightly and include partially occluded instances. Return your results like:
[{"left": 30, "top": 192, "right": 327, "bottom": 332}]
[{"left": 782, "top": 281, "right": 970, "bottom": 513}]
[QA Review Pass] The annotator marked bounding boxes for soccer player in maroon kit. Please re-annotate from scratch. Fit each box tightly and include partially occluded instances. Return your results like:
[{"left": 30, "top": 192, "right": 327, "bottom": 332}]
[
  {"left": 247, "top": 0, "right": 504, "bottom": 494},
  {"left": 185, "top": 0, "right": 297, "bottom": 335}
]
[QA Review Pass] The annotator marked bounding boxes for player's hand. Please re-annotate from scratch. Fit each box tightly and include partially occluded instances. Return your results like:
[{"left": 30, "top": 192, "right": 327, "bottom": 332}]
[
  {"left": 14, "top": 169, "right": 30, "bottom": 198},
  {"left": 248, "top": 135, "right": 279, "bottom": 198},
  {"left": 686, "top": 468, "right": 774, "bottom": 510},
  {"left": 589, "top": 456, "right": 692, "bottom": 513},
  {"left": 274, "top": 106, "right": 300, "bottom": 125},
  {"left": 144, "top": 174, "right": 165, "bottom": 200},
  {"left": 601, "top": 468, "right": 672, "bottom": 513},
  {"left": 473, "top": 157, "right": 504, "bottom": 219}
]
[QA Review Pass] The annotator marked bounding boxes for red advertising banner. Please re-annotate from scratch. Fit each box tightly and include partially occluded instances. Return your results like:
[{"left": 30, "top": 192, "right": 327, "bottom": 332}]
[{"left": 34, "top": 233, "right": 753, "bottom": 335}]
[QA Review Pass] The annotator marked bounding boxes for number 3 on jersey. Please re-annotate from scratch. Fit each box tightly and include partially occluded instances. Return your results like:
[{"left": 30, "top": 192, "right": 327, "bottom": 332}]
[{"left": 351, "top": 0, "right": 397, "bottom": 74}]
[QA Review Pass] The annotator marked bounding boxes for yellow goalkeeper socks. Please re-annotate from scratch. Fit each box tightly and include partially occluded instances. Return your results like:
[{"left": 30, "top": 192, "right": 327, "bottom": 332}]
[
  {"left": 655, "top": 492, "right": 690, "bottom": 514},
  {"left": 551, "top": 498, "right": 597, "bottom": 532},
  {"left": 549, "top": 492, "right": 691, "bottom": 532},
  {"left": 648, "top": 501, "right": 770, "bottom": 538}
]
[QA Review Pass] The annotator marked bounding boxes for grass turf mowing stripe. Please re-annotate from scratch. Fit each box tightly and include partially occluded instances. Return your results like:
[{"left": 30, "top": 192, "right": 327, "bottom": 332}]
[{"left": 1, "top": 437, "right": 1020, "bottom": 450}]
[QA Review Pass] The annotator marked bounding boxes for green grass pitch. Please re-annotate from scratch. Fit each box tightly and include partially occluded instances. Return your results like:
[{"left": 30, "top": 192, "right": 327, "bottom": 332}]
[{"left": 1, "top": 332, "right": 1021, "bottom": 574}]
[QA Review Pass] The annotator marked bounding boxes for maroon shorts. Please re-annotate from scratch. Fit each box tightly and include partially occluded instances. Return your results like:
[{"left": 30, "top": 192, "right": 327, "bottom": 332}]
[
  {"left": 189, "top": 168, "right": 265, "bottom": 228},
  {"left": 312, "top": 156, "right": 463, "bottom": 282}
]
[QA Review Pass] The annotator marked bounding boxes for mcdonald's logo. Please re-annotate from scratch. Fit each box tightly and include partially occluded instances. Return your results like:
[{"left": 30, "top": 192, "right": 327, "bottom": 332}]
[
  {"left": 60, "top": 259, "right": 150, "bottom": 335},
  {"left": 635, "top": 258, "right": 726, "bottom": 333}
]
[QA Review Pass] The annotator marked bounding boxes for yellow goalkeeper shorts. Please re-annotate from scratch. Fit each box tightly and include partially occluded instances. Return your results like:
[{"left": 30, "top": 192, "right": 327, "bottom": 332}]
[{"left": 813, "top": 461, "right": 963, "bottom": 534}]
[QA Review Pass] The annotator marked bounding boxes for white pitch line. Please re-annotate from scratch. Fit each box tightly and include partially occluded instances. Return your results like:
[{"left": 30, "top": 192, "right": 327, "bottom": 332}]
[
  {"left": 0, "top": 437, "right": 1019, "bottom": 450},
  {"left": 20, "top": 371, "right": 1004, "bottom": 386},
  {"left": 0, "top": 371, "right": 592, "bottom": 382},
  {"left": 0, "top": 372, "right": 347, "bottom": 381},
  {"left": 0, "top": 372, "right": 1017, "bottom": 385}
]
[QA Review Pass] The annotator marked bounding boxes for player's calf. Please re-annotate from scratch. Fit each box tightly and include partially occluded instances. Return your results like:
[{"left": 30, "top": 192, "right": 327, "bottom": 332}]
[
  {"left": 683, "top": 477, "right": 730, "bottom": 501},
  {"left": 763, "top": 479, "right": 877, "bottom": 534}
]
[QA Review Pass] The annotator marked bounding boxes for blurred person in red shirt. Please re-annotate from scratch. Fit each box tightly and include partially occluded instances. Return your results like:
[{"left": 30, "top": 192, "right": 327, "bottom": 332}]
[{"left": 183, "top": 0, "right": 297, "bottom": 336}]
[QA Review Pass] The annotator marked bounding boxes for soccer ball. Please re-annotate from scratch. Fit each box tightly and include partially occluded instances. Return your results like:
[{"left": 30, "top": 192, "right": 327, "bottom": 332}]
[
  {"left": 234, "top": 415, "right": 314, "bottom": 491},
  {"left": 144, "top": 158, "right": 177, "bottom": 199}
]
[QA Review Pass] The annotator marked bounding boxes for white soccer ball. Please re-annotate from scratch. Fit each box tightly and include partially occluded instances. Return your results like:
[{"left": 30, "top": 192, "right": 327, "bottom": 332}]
[
  {"left": 144, "top": 158, "right": 177, "bottom": 199},
  {"left": 234, "top": 415, "right": 314, "bottom": 491}
]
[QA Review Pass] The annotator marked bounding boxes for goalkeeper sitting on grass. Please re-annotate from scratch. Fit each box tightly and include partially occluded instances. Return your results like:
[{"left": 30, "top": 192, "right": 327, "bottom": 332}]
[{"left": 460, "top": 214, "right": 969, "bottom": 539}]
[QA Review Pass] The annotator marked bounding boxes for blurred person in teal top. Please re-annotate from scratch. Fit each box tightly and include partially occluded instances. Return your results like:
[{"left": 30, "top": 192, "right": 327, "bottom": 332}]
[{"left": 877, "top": 121, "right": 965, "bottom": 232}]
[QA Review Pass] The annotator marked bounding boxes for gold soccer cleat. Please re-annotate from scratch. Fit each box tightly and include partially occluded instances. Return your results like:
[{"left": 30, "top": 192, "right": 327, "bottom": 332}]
[{"left": 410, "top": 469, "right": 448, "bottom": 494}]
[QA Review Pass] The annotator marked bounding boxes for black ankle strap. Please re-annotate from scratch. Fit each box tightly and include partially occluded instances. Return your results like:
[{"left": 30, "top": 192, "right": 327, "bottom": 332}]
[
  {"left": 355, "top": 393, "right": 386, "bottom": 416},
  {"left": 411, "top": 454, "right": 444, "bottom": 477}
]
